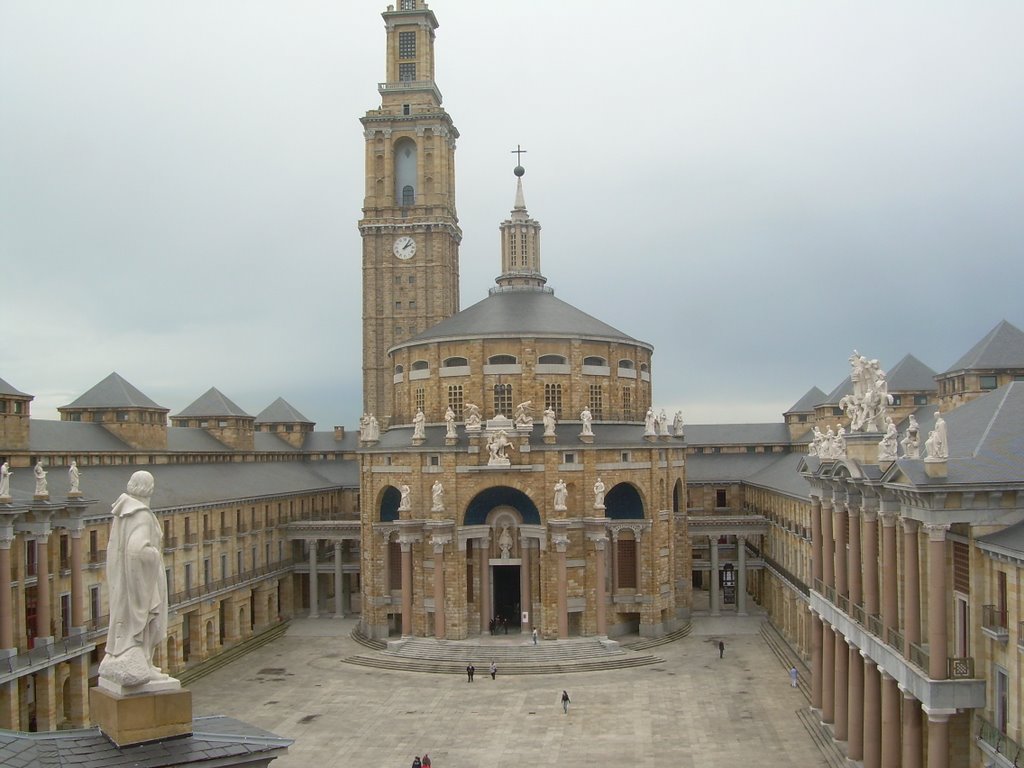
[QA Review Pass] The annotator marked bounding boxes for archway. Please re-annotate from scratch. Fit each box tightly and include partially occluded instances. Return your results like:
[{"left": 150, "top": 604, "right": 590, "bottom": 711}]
[
  {"left": 379, "top": 486, "right": 401, "bottom": 522},
  {"left": 606, "top": 483, "right": 645, "bottom": 519}
]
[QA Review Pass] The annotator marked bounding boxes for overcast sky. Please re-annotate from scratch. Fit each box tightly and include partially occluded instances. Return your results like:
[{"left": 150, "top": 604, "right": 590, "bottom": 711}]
[{"left": 3, "top": 1, "right": 1023, "bottom": 430}]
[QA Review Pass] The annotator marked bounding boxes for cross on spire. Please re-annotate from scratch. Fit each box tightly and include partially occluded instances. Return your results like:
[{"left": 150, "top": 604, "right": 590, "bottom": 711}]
[{"left": 511, "top": 144, "right": 527, "bottom": 165}]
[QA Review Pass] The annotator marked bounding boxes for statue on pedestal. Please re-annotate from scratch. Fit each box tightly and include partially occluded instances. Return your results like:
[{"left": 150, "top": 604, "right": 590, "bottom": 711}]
[
  {"left": 444, "top": 407, "right": 457, "bottom": 438},
  {"left": 658, "top": 409, "right": 670, "bottom": 436},
  {"left": 487, "top": 430, "right": 514, "bottom": 465},
  {"left": 901, "top": 415, "right": 920, "bottom": 459},
  {"left": 412, "top": 409, "right": 426, "bottom": 440},
  {"left": 593, "top": 477, "right": 606, "bottom": 509},
  {"left": 553, "top": 479, "right": 568, "bottom": 511},
  {"left": 33, "top": 460, "right": 48, "bottom": 496},
  {"left": 878, "top": 417, "right": 898, "bottom": 461},
  {"left": 643, "top": 407, "right": 657, "bottom": 436},
  {"left": 68, "top": 461, "right": 81, "bottom": 494},
  {"left": 0, "top": 462, "right": 11, "bottom": 498},
  {"left": 464, "top": 403, "right": 482, "bottom": 430},
  {"left": 580, "top": 408, "right": 593, "bottom": 437},
  {"left": 514, "top": 400, "right": 534, "bottom": 428},
  {"left": 543, "top": 407, "right": 557, "bottom": 437},
  {"left": 672, "top": 410, "right": 685, "bottom": 437},
  {"left": 431, "top": 481, "right": 445, "bottom": 512},
  {"left": 925, "top": 412, "right": 949, "bottom": 460},
  {"left": 398, "top": 484, "right": 411, "bottom": 511}
]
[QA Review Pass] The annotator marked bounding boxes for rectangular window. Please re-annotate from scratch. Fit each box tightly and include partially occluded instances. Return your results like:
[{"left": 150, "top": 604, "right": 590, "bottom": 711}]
[
  {"left": 400, "top": 0, "right": 415, "bottom": 9},
  {"left": 890, "top": 394, "right": 902, "bottom": 406},
  {"left": 90, "top": 585, "right": 101, "bottom": 620},
  {"left": 952, "top": 540, "right": 970, "bottom": 593},
  {"left": 184, "top": 563, "right": 193, "bottom": 592},
  {"left": 980, "top": 375, "right": 998, "bottom": 390},
  {"left": 395, "top": 301, "right": 402, "bottom": 310},
  {"left": 203, "top": 558, "right": 211, "bottom": 585},
  {"left": 415, "top": 387, "right": 425, "bottom": 414},
  {"left": 221, "top": 553, "right": 228, "bottom": 579},
  {"left": 914, "top": 395, "right": 929, "bottom": 405},
  {"left": 997, "top": 570, "right": 1007, "bottom": 624},
  {"left": 617, "top": 539, "right": 637, "bottom": 589},
  {"left": 398, "top": 31, "right": 416, "bottom": 59},
  {"left": 589, "top": 384, "right": 603, "bottom": 420},
  {"left": 544, "top": 383, "right": 563, "bottom": 419},
  {"left": 448, "top": 384, "right": 464, "bottom": 420},
  {"left": 562, "top": 452, "right": 576, "bottom": 464},
  {"left": 399, "top": 62, "right": 416, "bottom": 82},
  {"left": 493, "top": 383, "right": 513, "bottom": 417},
  {"left": 622, "top": 387, "right": 633, "bottom": 421},
  {"left": 716, "top": 489, "right": 728, "bottom": 508}
]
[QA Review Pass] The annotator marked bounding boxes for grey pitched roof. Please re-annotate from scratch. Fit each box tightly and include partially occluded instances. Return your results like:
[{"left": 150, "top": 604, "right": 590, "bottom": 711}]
[
  {"left": 944, "top": 319, "right": 1024, "bottom": 373},
  {"left": 62, "top": 372, "right": 165, "bottom": 410},
  {"left": 255, "top": 431, "right": 301, "bottom": 452},
  {"left": 685, "top": 453, "right": 784, "bottom": 483},
  {"left": 887, "top": 354, "right": 937, "bottom": 391},
  {"left": 174, "top": 387, "right": 252, "bottom": 418},
  {"left": 823, "top": 375, "right": 853, "bottom": 404},
  {"left": 255, "top": 396, "right": 313, "bottom": 425},
  {"left": 977, "top": 519, "right": 1024, "bottom": 559},
  {"left": 684, "top": 423, "right": 792, "bottom": 446},
  {"left": 302, "top": 429, "right": 361, "bottom": 452},
  {"left": 0, "top": 716, "right": 291, "bottom": 767},
  {"left": 166, "top": 426, "right": 234, "bottom": 452},
  {"left": 786, "top": 387, "right": 827, "bottom": 414},
  {"left": 746, "top": 452, "right": 812, "bottom": 499},
  {"left": 392, "top": 287, "right": 651, "bottom": 352},
  {"left": 0, "top": 377, "right": 31, "bottom": 398},
  {"left": 28, "top": 419, "right": 134, "bottom": 452}
]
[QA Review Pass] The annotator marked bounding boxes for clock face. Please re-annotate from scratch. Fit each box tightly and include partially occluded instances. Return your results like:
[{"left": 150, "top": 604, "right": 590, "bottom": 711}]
[{"left": 393, "top": 236, "right": 417, "bottom": 260}]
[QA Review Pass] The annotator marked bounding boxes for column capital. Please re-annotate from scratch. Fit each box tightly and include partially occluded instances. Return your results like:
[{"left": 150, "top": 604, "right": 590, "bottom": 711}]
[
  {"left": 586, "top": 533, "right": 608, "bottom": 550},
  {"left": 923, "top": 523, "right": 950, "bottom": 542},
  {"left": 879, "top": 510, "right": 899, "bottom": 528},
  {"left": 901, "top": 517, "right": 920, "bottom": 534},
  {"left": 430, "top": 534, "right": 451, "bottom": 553},
  {"left": 552, "top": 534, "right": 569, "bottom": 552},
  {"left": 861, "top": 508, "right": 878, "bottom": 523},
  {"left": 922, "top": 706, "right": 955, "bottom": 721}
]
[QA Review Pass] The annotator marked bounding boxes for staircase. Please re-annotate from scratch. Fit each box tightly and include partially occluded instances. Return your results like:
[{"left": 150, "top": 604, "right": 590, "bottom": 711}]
[
  {"left": 178, "top": 620, "right": 291, "bottom": 686},
  {"left": 620, "top": 621, "right": 692, "bottom": 650}
]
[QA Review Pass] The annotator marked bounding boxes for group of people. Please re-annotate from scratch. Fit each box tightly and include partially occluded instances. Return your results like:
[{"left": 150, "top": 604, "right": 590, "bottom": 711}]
[
  {"left": 410, "top": 755, "right": 431, "bottom": 768},
  {"left": 464, "top": 662, "right": 498, "bottom": 681}
]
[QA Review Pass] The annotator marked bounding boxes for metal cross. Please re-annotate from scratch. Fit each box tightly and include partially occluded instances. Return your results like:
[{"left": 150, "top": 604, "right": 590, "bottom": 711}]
[{"left": 511, "top": 144, "right": 528, "bottom": 164}]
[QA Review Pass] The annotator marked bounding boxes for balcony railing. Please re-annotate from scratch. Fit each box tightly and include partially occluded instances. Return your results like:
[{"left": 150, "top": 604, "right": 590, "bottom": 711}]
[
  {"left": 976, "top": 714, "right": 1022, "bottom": 766},
  {"left": 887, "top": 627, "right": 904, "bottom": 652},
  {"left": 183, "top": 533, "right": 198, "bottom": 548},
  {"left": 162, "top": 536, "right": 179, "bottom": 552},
  {"left": 167, "top": 559, "right": 295, "bottom": 607},
  {"left": 909, "top": 641, "right": 929, "bottom": 671},
  {"left": 981, "top": 604, "right": 1009, "bottom": 641},
  {"left": 0, "top": 634, "right": 92, "bottom": 676}
]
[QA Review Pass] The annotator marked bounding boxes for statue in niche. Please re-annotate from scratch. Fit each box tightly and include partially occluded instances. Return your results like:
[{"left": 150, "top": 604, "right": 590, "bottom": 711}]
[
  {"left": 398, "top": 484, "right": 411, "bottom": 511},
  {"left": 593, "top": 477, "right": 606, "bottom": 509},
  {"left": 579, "top": 408, "right": 593, "bottom": 436},
  {"left": 878, "top": 417, "right": 898, "bottom": 461},
  {"left": 33, "top": 460, "right": 48, "bottom": 496},
  {"left": 412, "top": 409, "right": 426, "bottom": 440},
  {"left": 514, "top": 400, "right": 534, "bottom": 427},
  {"left": 68, "top": 461, "right": 81, "bottom": 494},
  {"left": 464, "top": 403, "right": 482, "bottom": 429},
  {"left": 498, "top": 526, "right": 513, "bottom": 559},
  {"left": 487, "top": 430, "right": 514, "bottom": 465},
  {"left": 643, "top": 407, "right": 657, "bottom": 436},
  {"left": 901, "top": 414, "right": 920, "bottom": 459},
  {"left": 0, "top": 462, "right": 11, "bottom": 498},
  {"left": 444, "top": 406, "right": 457, "bottom": 438},
  {"left": 553, "top": 479, "right": 568, "bottom": 511},
  {"left": 99, "top": 471, "right": 174, "bottom": 688},
  {"left": 431, "top": 480, "right": 444, "bottom": 512},
  {"left": 672, "top": 410, "right": 685, "bottom": 437},
  {"left": 543, "top": 407, "right": 557, "bottom": 436}
]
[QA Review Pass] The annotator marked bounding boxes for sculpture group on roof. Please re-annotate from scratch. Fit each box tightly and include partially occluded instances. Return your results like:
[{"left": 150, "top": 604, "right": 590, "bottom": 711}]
[
  {"left": 840, "top": 350, "right": 894, "bottom": 432},
  {"left": 809, "top": 424, "right": 846, "bottom": 460}
]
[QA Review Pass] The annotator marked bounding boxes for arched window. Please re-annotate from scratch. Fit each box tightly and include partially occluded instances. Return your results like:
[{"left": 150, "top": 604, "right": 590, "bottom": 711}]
[
  {"left": 411, "top": 360, "right": 429, "bottom": 371},
  {"left": 583, "top": 356, "right": 607, "bottom": 366},
  {"left": 443, "top": 356, "right": 468, "bottom": 367},
  {"left": 488, "top": 354, "right": 517, "bottom": 365},
  {"left": 617, "top": 359, "right": 635, "bottom": 369},
  {"left": 640, "top": 362, "right": 649, "bottom": 373},
  {"left": 394, "top": 364, "right": 404, "bottom": 374},
  {"left": 394, "top": 138, "right": 417, "bottom": 205},
  {"left": 538, "top": 354, "right": 566, "bottom": 365}
]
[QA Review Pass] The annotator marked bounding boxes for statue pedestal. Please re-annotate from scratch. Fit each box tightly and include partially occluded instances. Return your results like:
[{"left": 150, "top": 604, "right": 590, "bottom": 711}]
[
  {"left": 0, "top": 495, "right": 10, "bottom": 504},
  {"left": 411, "top": 437, "right": 425, "bottom": 447},
  {"left": 578, "top": 434, "right": 593, "bottom": 444},
  {"left": 924, "top": 458, "right": 948, "bottom": 478},
  {"left": 844, "top": 431, "right": 882, "bottom": 464},
  {"left": 90, "top": 686, "right": 192, "bottom": 746},
  {"left": 543, "top": 434, "right": 556, "bottom": 444},
  {"left": 445, "top": 437, "right": 458, "bottom": 447},
  {"left": 67, "top": 491, "right": 83, "bottom": 499},
  {"left": 34, "top": 494, "right": 50, "bottom": 501}
]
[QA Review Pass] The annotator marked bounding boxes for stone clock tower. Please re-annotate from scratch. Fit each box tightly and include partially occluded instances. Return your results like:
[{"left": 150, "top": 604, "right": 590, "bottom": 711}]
[{"left": 359, "top": 0, "right": 461, "bottom": 423}]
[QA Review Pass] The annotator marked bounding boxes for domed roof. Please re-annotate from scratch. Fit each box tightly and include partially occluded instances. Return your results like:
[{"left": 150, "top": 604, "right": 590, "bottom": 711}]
[{"left": 391, "top": 286, "right": 651, "bottom": 354}]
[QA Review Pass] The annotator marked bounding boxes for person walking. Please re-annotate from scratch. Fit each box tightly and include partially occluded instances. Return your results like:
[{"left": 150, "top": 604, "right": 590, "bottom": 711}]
[
  {"left": 411, "top": 757, "right": 421, "bottom": 768},
  {"left": 718, "top": 640, "right": 725, "bottom": 658},
  {"left": 467, "top": 663, "right": 475, "bottom": 682},
  {"left": 422, "top": 754, "right": 431, "bottom": 768},
  {"left": 561, "top": 690, "right": 570, "bottom": 714},
  {"left": 532, "top": 628, "right": 538, "bottom": 646},
  {"left": 789, "top": 666, "right": 798, "bottom": 688},
  {"left": 490, "top": 661, "right": 497, "bottom": 680}
]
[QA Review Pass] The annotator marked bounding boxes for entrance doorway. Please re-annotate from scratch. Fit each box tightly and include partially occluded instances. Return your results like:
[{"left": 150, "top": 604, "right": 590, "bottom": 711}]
[{"left": 491, "top": 565, "right": 521, "bottom": 631}]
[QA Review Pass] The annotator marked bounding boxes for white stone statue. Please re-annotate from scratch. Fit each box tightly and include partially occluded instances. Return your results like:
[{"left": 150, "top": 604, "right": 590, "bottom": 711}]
[
  {"left": 498, "top": 526, "right": 513, "bottom": 559},
  {"left": 0, "top": 462, "right": 11, "bottom": 498},
  {"left": 593, "top": 477, "right": 606, "bottom": 509},
  {"left": 901, "top": 415, "right": 920, "bottom": 459},
  {"left": 360, "top": 413, "right": 380, "bottom": 442},
  {"left": 412, "top": 409, "right": 426, "bottom": 440},
  {"left": 487, "top": 430, "right": 515, "bottom": 465},
  {"left": 925, "top": 412, "right": 949, "bottom": 460},
  {"left": 808, "top": 426, "right": 824, "bottom": 457},
  {"left": 878, "top": 417, "right": 898, "bottom": 461},
  {"left": 367, "top": 414, "right": 380, "bottom": 442},
  {"left": 832, "top": 426, "right": 846, "bottom": 459},
  {"left": 672, "top": 410, "right": 685, "bottom": 437},
  {"left": 431, "top": 480, "right": 445, "bottom": 512},
  {"left": 543, "top": 407, "right": 557, "bottom": 437},
  {"left": 580, "top": 408, "right": 593, "bottom": 436},
  {"left": 841, "top": 350, "right": 893, "bottom": 432},
  {"left": 68, "top": 461, "right": 81, "bottom": 494},
  {"left": 514, "top": 400, "right": 534, "bottom": 427},
  {"left": 98, "top": 471, "right": 174, "bottom": 689},
  {"left": 464, "top": 403, "right": 482, "bottom": 430},
  {"left": 33, "top": 460, "right": 48, "bottom": 496},
  {"left": 643, "top": 407, "right": 657, "bottom": 436},
  {"left": 658, "top": 409, "right": 670, "bottom": 436},
  {"left": 553, "top": 479, "right": 568, "bottom": 511},
  {"left": 444, "top": 406, "right": 457, "bottom": 438},
  {"left": 398, "top": 484, "right": 411, "bottom": 511}
]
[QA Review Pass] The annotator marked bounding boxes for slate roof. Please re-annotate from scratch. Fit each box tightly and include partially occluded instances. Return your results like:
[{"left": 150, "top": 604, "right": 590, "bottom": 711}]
[
  {"left": 174, "top": 387, "right": 253, "bottom": 418},
  {"left": 685, "top": 453, "right": 783, "bottom": 483},
  {"left": 254, "top": 431, "right": 301, "bottom": 452},
  {"left": 166, "top": 426, "right": 234, "bottom": 452},
  {"left": 302, "top": 430, "right": 360, "bottom": 452},
  {"left": 28, "top": 420, "right": 134, "bottom": 453},
  {"left": 62, "top": 372, "right": 165, "bottom": 410},
  {"left": 823, "top": 375, "right": 853, "bottom": 404},
  {"left": 392, "top": 287, "right": 651, "bottom": 352},
  {"left": 745, "top": 452, "right": 812, "bottom": 499},
  {"left": 976, "top": 519, "right": 1024, "bottom": 559},
  {"left": 785, "top": 387, "right": 827, "bottom": 414},
  {"left": 684, "top": 423, "right": 792, "bottom": 446},
  {"left": 255, "top": 397, "right": 313, "bottom": 425},
  {"left": 944, "top": 319, "right": 1024, "bottom": 373},
  {"left": 887, "top": 354, "right": 937, "bottom": 391},
  {"left": 0, "top": 377, "right": 31, "bottom": 398},
  {"left": 0, "top": 716, "right": 291, "bottom": 767}
]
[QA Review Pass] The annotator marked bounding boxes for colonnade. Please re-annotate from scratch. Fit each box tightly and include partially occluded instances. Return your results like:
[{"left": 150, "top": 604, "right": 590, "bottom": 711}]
[{"left": 302, "top": 537, "right": 357, "bottom": 619}]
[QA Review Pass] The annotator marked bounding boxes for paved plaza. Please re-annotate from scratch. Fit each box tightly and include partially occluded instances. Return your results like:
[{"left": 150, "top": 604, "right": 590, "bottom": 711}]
[{"left": 189, "top": 614, "right": 828, "bottom": 768}]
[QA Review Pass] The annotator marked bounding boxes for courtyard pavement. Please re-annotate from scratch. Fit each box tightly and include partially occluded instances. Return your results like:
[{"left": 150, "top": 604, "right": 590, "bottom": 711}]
[{"left": 189, "top": 611, "right": 827, "bottom": 768}]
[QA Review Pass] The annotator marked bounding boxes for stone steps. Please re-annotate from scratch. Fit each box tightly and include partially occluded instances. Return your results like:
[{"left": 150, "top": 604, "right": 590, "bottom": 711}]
[
  {"left": 178, "top": 620, "right": 290, "bottom": 686},
  {"left": 796, "top": 706, "right": 848, "bottom": 768},
  {"left": 340, "top": 652, "right": 664, "bottom": 676},
  {"left": 620, "top": 621, "right": 693, "bottom": 650},
  {"left": 758, "top": 622, "right": 810, "bottom": 700}
]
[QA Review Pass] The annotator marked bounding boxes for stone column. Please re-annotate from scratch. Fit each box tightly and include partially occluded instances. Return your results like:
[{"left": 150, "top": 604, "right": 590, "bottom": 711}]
[
  {"left": 848, "top": 502, "right": 862, "bottom": 606},
  {"left": 400, "top": 537, "right": 413, "bottom": 637},
  {"left": 848, "top": 643, "right": 865, "bottom": 761},
  {"left": 810, "top": 496, "right": 823, "bottom": 584},
  {"left": 554, "top": 534, "right": 569, "bottom": 639},
  {"left": 479, "top": 538, "right": 491, "bottom": 634},
  {"left": 520, "top": 535, "right": 532, "bottom": 635},
  {"left": 863, "top": 655, "right": 882, "bottom": 768},
  {"left": 880, "top": 511, "right": 899, "bottom": 637},
  {"left": 925, "top": 711, "right": 951, "bottom": 768},
  {"left": 594, "top": 537, "right": 607, "bottom": 636},
  {"left": 834, "top": 630, "right": 849, "bottom": 740},
  {"left": 737, "top": 535, "right": 747, "bottom": 616},
  {"left": 0, "top": 534, "right": 13, "bottom": 650},
  {"left": 881, "top": 672, "right": 901, "bottom": 768},
  {"left": 863, "top": 506, "right": 880, "bottom": 617},
  {"left": 902, "top": 519, "right": 921, "bottom": 656},
  {"left": 709, "top": 539, "right": 720, "bottom": 617},
  {"left": 821, "top": 497, "right": 835, "bottom": 590},
  {"left": 634, "top": 529, "right": 643, "bottom": 594},
  {"left": 307, "top": 539, "right": 319, "bottom": 619},
  {"left": 811, "top": 612, "right": 823, "bottom": 710},
  {"left": 341, "top": 542, "right": 352, "bottom": 614},
  {"left": 822, "top": 621, "right": 835, "bottom": 724},
  {"left": 67, "top": 654, "right": 90, "bottom": 727},
  {"left": 925, "top": 524, "right": 950, "bottom": 680},
  {"left": 0, "top": 681, "right": 18, "bottom": 730},
  {"left": 36, "top": 535, "right": 52, "bottom": 641},
  {"left": 834, "top": 499, "right": 848, "bottom": 597},
  {"left": 334, "top": 541, "right": 344, "bottom": 618},
  {"left": 432, "top": 537, "right": 447, "bottom": 639},
  {"left": 901, "top": 688, "right": 922, "bottom": 768},
  {"left": 35, "top": 668, "right": 57, "bottom": 731},
  {"left": 69, "top": 528, "right": 84, "bottom": 629},
  {"left": 611, "top": 530, "right": 619, "bottom": 593}
]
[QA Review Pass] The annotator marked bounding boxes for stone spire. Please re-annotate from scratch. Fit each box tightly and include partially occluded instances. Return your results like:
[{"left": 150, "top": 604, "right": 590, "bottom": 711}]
[{"left": 494, "top": 162, "right": 548, "bottom": 292}]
